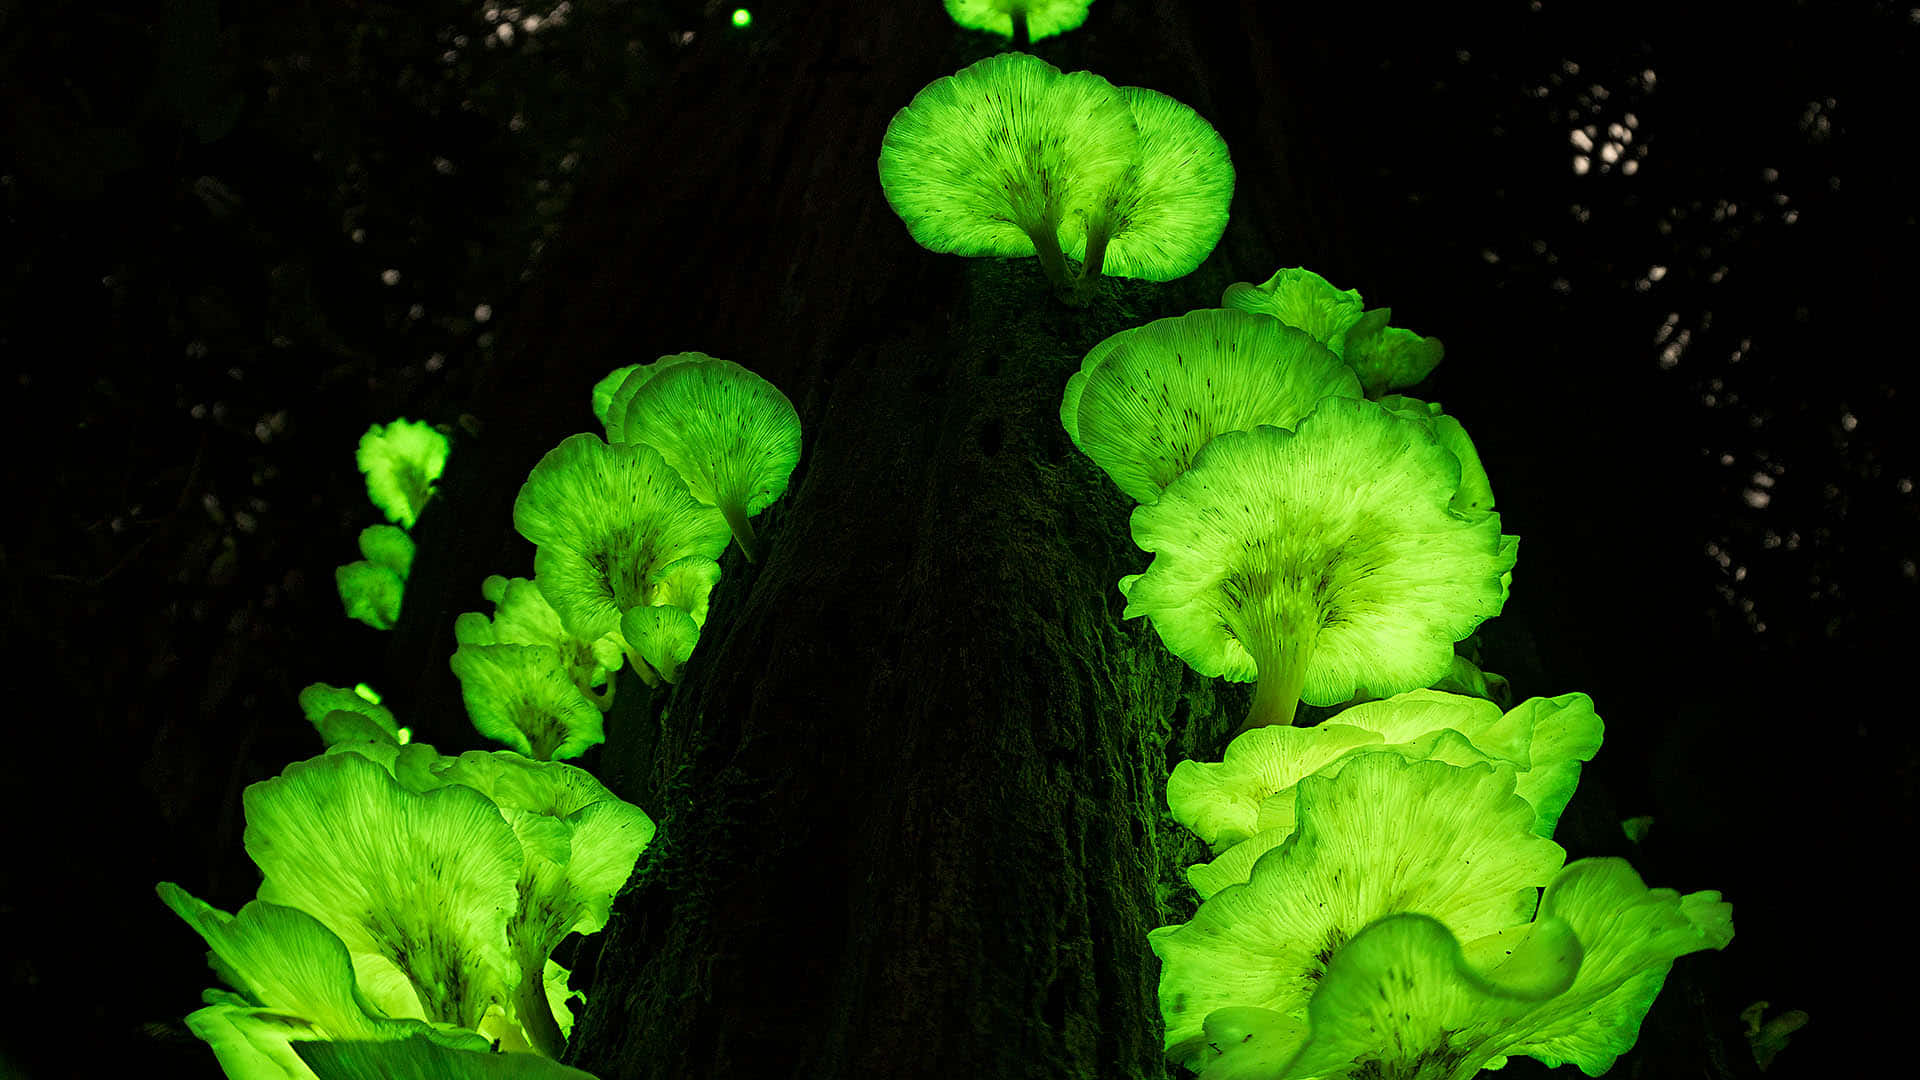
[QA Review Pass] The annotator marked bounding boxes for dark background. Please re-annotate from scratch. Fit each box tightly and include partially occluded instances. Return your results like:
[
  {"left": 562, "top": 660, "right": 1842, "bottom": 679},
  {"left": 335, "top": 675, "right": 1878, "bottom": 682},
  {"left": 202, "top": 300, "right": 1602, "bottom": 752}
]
[{"left": 4, "top": 0, "right": 1912, "bottom": 1077}]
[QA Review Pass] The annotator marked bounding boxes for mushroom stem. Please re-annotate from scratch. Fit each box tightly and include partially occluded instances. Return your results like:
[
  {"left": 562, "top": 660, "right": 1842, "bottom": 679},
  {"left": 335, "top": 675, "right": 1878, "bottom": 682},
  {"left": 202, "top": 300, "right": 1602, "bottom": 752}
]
[
  {"left": 1031, "top": 225, "right": 1075, "bottom": 299},
  {"left": 1078, "top": 224, "right": 1112, "bottom": 295},
  {"left": 1010, "top": 11, "right": 1028, "bottom": 46},
  {"left": 512, "top": 947, "right": 567, "bottom": 1059},
  {"left": 579, "top": 674, "right": 616, "bottom": 712},
  {"left": 720, "top": 501, "right": 759, "bottom": 563},
  {"left": 1234, "top": 604, "right": 1320, "bottom": 732}
]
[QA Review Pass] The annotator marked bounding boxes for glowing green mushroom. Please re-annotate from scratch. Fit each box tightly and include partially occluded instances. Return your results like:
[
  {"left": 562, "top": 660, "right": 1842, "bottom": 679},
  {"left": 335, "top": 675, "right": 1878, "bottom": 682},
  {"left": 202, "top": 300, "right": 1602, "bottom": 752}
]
[
  {"left": 943, "top": 0, "right": 1094, "bottom": 43},
  {"left": 589, "top": 364, "right": 640, "bottom": 441},
  {"left": 455, "top": 575, "right": 622, "bottom": 710},
  {"left": 242, "top": 751, "right": 524, "bottom": 1032},
  {"left": 1065, "top": 86, "right": 1233, "bottom": 285},
  {"left": 1344, "top": 306, "right": 1446, "bottom": 396},
  {"left": 1125, "top": 399, "right": 1518, "bottom": 729},
  {"left": 356, "top": 419, "right": 450, "bottom": 529},
  {"left": 1192, "top": 859, "right": 1732, "bottom": 1080},
  {"left": 297, "top": 1037, "right": 602, "bottom": 1079},
  {"left": 878, "top": 52, "right": 1137, "bottom": 297},
  {"left": 1172, "top": 689, "right": 1604, "bottom": 898},
  {"left": 1379, "top": 393, "right": 1496, "bottom": 516},
  {"left": 1221, "top": 267, "right": 1368, "bottom": 355},
  {"left": 298, "top": 682, "right": 401, "bottom": 744},
  {"left": 511, "top": 434, "right": 731, "bottom": 645},
  {"left": 1149, "top": 752, "right": 1566, "bottom": 1073},
  {"left": 601, "top": 352, "right": 706, "bottom": 441},
  {"left": 1060, "top": 307, "right": 1362, "bottom": 503},
  {"left": 431, "top": 751, "right": 655, "bottom": 1058},
  {"left": 609, "top": 357, "right": 802, "bottom": 563},
  {"left": 449, "top": 644, "right": 607, "bottom": 761},
  {"left": 335, "top": 560, "right": 404, "bottom": 631}
]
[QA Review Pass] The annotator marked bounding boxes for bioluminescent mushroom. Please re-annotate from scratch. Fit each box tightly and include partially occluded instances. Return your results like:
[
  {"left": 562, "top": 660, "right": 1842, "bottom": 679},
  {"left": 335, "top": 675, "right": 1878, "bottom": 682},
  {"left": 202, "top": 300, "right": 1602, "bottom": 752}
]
[
  {"left": 1060, "top": 307, "right": 1361, "bottom": 503},
  {"left": 335, "top": 525, "right": 416, "bottom": 631},
  {"left": 1223, "top": 268, "right": 1446, "bottom": 396},
  {"left": 1065, "top": 86, "right": 1233, "bottom": 286},
  {"left": 1343, "top": 305, "right": 1446, "bottom": 397},
  {"left": 943, "top": 0, "right": 1094, "bottom": 43},
  {"left": 1190, "top": 859, "right": 1732, "bottom": 1080},
  {"left": 156, "top": 884, "right": 491, "bottom": 1080},
  {"left": 430, "top": 751, "right": 655, "bottom": 1058},
  {"left": 879, "top": 52, "right": 1137, "bottom": 298},
  {"left": 298, "top": 682, "right": 402, "bottom": 744},
  {"left": 511, "top": 434, "right": 731, "bottom": 646},
  {"left": 609, "top": 357, "right": 802, "bottom": 563},
  {"left": 1171, "top": 689, "right": 1604, "bottom": 898},
  {"left": 243, "top": 751, "right": 525, "bottom": 1033},
  {"left": 1379, "top": 393, "right": 1496, "bottom": 516},
  {"left": 601, "top": 352, "right": 707, "bottom": 441},
  {"left": 1221, "top": 267, "right": 1368, "bottom": 355},
  {"left": 296, "top": 1036, "right": 602, "bottom": 1079},
  {"left": 455, "top": 575, "right": 622, "bottom": 709},
  {"left": 1125, "top": 399, "right": 1518, "bottom": 729},
  {"left": 356, "top": 419, "right": 450, "bottom": 529},
  {"left": 449, "top": 644, "right": 607, "bottom": 761},
  {"left": 1149, "top": 752, "right": 1566, "bottom": 1073},
  {"left": 589, "top": 364, "right": 640, "bottom": 441}
]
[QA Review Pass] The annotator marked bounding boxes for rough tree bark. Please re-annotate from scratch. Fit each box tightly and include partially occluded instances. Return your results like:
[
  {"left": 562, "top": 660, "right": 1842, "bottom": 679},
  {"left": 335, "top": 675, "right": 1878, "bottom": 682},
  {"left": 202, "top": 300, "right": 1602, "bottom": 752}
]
[{"left": 390, "top": 4, "right": 1737, "bottom": 1079}]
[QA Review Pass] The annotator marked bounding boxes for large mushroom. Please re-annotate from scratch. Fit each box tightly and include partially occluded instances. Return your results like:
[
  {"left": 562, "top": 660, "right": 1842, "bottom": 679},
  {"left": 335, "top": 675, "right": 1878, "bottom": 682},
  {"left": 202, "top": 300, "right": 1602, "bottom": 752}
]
[
  {"left": 1124, "top": 397, "right": 1517, "bottom": 729},
  {"left": 1060, "top": 307, "right": 1361, "bottom": 503},
  {"left": 609, "top": 356, "right": 801, "bottom": 564}
]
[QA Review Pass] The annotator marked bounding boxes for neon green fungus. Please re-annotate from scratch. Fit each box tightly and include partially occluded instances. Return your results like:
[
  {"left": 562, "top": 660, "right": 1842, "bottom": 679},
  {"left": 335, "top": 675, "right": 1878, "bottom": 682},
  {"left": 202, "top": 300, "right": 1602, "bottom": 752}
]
[
  {"left": 1125, "top": 399, "right": 1518, "bottom": 729},
  {"left": 352, "top": 682, "right": 382, "bottom": 705},
  {"left": 609, "top": 356, "right": 802, "bottom": 563},
  {"left": 1343, "top": 306, "right": 1447, "bottom": 396},
  {"left": 356, "top": 419, "right": 449, "bottom": 529},
  {"left": 879, "top": 52, "right": 1137, "bottom": 296},
  {"left": 1067, "top": 86, "right": 1233, "bottom": 284},
  {"left": 730, "top": 7, "right": 752, "bottom": 28},
  {"left": 297, "top": 1037, "right": 602, "bottom": 1079},
  {"left": 943, "top": 0, "right": 1094, "bottom": 42},
  {"left": 455, "top": 575, "right": 622, "bottom": 710},
  {"left": 1223, "top": 268, "right": 1446, "bottom": 395},
  {"left": 1150, "top": 752, "right": 1566, "bottom": 1073},
  {"left": 1379, "top": 393, "right": 1495, "bottom": 516},
  {"left": 299, "top": 682, "right": 401, "bottom": 744},
  {"left": 1060, "top": 307, "right": 1361, "bottom": 503},
  {"left": 449, "top": 644, "right": 607, "bottom": 761},
  {"left": 335, "top": 560, "right": 404, "bottom": 630}
]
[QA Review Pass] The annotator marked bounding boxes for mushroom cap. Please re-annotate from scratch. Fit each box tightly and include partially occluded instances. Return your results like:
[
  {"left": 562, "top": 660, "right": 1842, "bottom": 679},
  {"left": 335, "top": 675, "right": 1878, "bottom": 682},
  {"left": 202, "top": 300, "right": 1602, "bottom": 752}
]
[
  {"left": 336, "top": 560, "right": 403, "bottom": 630},
  {"left": 449, "top": 643, "right": 607, "bottom": 760},
  {"left": 621, "top": 604, "right": 702, "bottom": 685},
  {"left": 356, "top": 524, "right": 415, "bottom": 579},
  {"left": 1067, "top": 86, "right": 1234, "bottom": 281},
  {"left": 612, "top": 357, "right": 802, "bottom": 521},
  {"left": 943, "top": 0, "right": 1095, "bottom": 41},
  {"left": 590, "top": 364, "right": 640, "bottom": 439},
  {"left": 879, "top": 51, "right": 1137, "bottom": 257},
  {"left": 1222, "top": 268, "right": 1368, "bottom": 357},
  {"left": 355, "top": 418, "right": 449, "bottom": 529},
  {"left": 512, "top": 434, "right": 731, "bottom": 643},
  {"left": 299, "top": 682, "right": 402, "bottom": 743},
  {"left": 1062, "top": 307, "right": 1362, "bottom": 503},
  {"left": 1344, "top": 306, "right": 1445, "bottom": 395},
  {"left": 1148, "top": 752, "right": 1565, "bottom": 1070},
  {"left": 1377, "top": 394, "right": 1496, "bottom": 516},
  {"left": 1125, "top": 398, "right": 1517, "bottom": 705},
  {"left": 605, "top": 352, "right": 710, "bottom": 439}
]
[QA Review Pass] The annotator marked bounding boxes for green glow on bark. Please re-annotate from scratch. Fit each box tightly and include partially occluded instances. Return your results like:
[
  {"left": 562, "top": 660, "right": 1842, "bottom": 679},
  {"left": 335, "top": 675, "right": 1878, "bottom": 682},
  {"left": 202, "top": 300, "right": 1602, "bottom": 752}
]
[
  {"left": 1125, "top": 400, "right": 1518, "bottom": 729},
  {"left": 355, "top": 419, "right": 450, "bottom": 529}
]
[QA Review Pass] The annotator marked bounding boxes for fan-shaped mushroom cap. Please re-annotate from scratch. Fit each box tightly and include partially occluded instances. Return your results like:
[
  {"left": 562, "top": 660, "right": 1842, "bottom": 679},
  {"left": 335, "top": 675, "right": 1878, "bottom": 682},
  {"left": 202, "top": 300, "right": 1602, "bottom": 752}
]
[
  {"left": 611, "top": 357, "right": 801, "bottom": 562},
  {"left": 512, "top": 434, "right": 731, "bottom": 643},
  {"left": 355, "top": 419, "right": 450, "bottom": 529},
  {"left": 336, "top": 560, "right": 404, "bottom": 630},
  {"left": 604, "top": 352, "right": 709, "bottom": 440},
  {"left": 1148, "top": 752, "right": 1565, "bottom": 1071},
  {"left": 590, "top": 364, "right": 640, "bottom": 440},
  {"left": 449, "top": 644, "right": 606, "bottom": 760},
  {"left": 1062, "top": 307, "right": 1362, "bottom": 503},
  {"left": 1126, "top": 399, "right": 1517, "bottom": 725},
  {"left": 356, "top": 525, "right": 415, "bottom": 579},
  {"left": 879, "top": 52, "right": 1137, "bottom": 263},
  {"left": 1344, "top": 306, "right": 1445, "bottom": 395},
  {"left": 457, "top": 576, "right": 623, "bottom": 709},
  {"left": 299, "top": 682, "right": 402, "bottom": 743},
  {"left": 1377, "top": 394, "right": 1495, "bottom": 516},
  {"left": 1221, "top": 268, "right": 1368, "bottom": 356},
  {"left": 943, "top": 0, "right": 1095, "bottom": 41},
  {"left": 1066, "top": 86, "right": 1233, "bottom": 282}
]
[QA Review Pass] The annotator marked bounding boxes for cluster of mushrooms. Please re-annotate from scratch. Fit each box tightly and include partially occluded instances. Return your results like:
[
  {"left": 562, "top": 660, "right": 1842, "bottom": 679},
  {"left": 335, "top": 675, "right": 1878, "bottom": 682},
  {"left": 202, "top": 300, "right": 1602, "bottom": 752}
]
[
  {"left": 335, "top": 418, "right": 449, "bottom": 630},
  {"left": 876, "top": 16, "right": 1733, "bottom": 1078}
]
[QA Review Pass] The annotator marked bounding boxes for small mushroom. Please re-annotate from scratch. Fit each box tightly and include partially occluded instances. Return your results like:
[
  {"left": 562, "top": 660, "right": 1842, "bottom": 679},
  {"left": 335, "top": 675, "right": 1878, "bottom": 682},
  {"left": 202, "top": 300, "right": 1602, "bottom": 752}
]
[
  {"left": 609, "top": 357, "right": 802, "bottom": 564},
  {"left": 355, "top": 418, "right": 449, "bottom": 529},
  {"left": 1066, "top": 86, "right": 1234, "bottom": 286},
  {"left": 1223, "top": 268, "right": 1446, "bottom": 395},
  {"left": 1061, "top": 307, "right": 1361, "bottom": 503},
  {"left": 942, "top": 0, "right": 1095, "bottom": 44},
  {"left": 1124, "top": 398, "right": 1517, "bottom": 729},
  {"left": 449, "top": 643, "right": 607, "bottom": 760}
]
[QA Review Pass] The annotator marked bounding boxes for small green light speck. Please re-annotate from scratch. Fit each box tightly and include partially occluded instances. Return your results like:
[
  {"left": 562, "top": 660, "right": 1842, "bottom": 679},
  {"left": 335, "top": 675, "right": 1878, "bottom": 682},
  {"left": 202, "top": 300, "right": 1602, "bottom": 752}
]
[
  {"left": 731, "top": 8, "right": 751, "bottom": 28},
  {"left": 354, "top": 682, "right": 382, "bottom": 705},
  {"left": 396, "top": 726, "right": 413, "bottom": 745}
]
